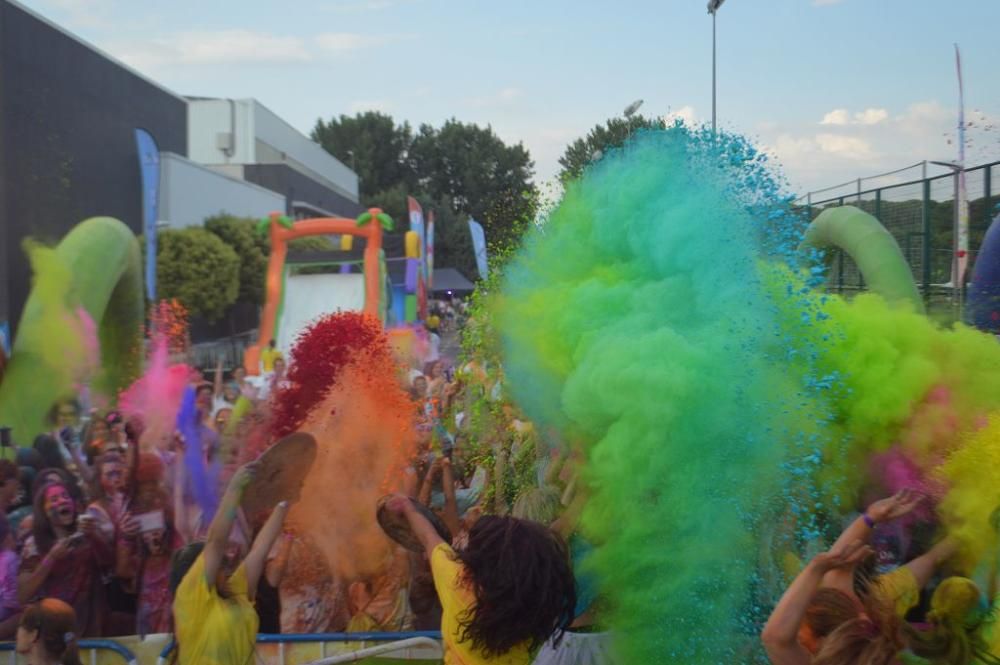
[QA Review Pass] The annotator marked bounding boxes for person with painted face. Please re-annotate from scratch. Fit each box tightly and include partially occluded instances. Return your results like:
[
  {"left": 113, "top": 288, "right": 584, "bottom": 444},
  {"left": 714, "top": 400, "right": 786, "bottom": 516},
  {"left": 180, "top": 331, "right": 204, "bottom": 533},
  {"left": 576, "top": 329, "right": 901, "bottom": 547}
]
[
  {"left": 86, "top": 452, "right": 139, "bottom": 635},
  {"left": 117, "top": 453, "right": 180, "bottom": 636},
  {"left": 86, "top": 452, "right": 130, "bottom": 547},
  {"left": 15, "top": 598, "right": 83, "bottom": 665},
  {"left": 17, "top": 481, "right": 112, "bottom": 636},
  {"left": 170, "top": 462, "right": 291, "bottom": 664}
]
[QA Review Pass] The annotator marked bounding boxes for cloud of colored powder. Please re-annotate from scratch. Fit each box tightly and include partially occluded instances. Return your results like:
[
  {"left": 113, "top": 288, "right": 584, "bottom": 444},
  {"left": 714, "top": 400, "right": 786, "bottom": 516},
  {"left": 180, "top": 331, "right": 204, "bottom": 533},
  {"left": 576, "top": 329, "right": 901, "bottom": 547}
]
[
  {"left": 285, "top": 320, "right": 416, "bottom": 582},
  {"left": 0, "top": 243, "right": 101, "bottom": 439},
  {"left": 497, "top": 127, "right": 823, "bottom": 662},
  {"left": 497, "top": 126, "right": 1000, "bottom": 662}
]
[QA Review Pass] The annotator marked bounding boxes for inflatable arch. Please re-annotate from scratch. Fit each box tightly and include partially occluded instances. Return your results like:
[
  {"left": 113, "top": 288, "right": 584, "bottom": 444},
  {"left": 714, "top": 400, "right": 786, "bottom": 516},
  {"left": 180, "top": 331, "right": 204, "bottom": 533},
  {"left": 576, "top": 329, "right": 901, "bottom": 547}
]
[
  {"left": 801, "top": 205, "right": 924, "bottom": 312},
  {"left": 0, "top": 217, "right": 144, "bottom": 440},
  {"left": 244, "top": 209, "right": 392, "bottom": 374}
]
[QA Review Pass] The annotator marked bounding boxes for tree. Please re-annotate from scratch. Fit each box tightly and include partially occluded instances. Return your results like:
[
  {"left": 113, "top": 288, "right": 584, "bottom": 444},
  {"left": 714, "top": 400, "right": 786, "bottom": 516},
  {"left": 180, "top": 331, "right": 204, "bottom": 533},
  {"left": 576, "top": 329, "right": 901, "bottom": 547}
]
[
  {"left": 204, "top": 214, "right": 269, "bottom": 306},
  {"left": 156, "top": 227, "right": 239, "bottom": 322},
  {"left": 559, "top": 115, "right": 667, "bottom": 182},
  {"left": 410, "top": 119, "right": 536, "bottom": 253},
  {"left": 311, "top": 111, "right": 414, "bottom": 200},
  {"left": 312, "top": 112, "right": 537, "bottom": 274}
]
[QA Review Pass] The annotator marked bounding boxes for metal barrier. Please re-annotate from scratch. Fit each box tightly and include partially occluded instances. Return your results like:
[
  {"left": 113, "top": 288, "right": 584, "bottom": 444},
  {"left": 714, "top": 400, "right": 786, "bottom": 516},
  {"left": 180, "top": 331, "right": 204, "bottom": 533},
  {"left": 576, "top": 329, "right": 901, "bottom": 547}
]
[
  {"left": 0, "top": 639, "right": 138, "bottom": 664},
  {"left": 157, "top": 631, "right": 443, "bottom": 665},
  {"left": 304, "top": 637, "right": 441, "bottom": 665},
  {"left": 798, "top": 160, "right": 999, "bottom": 310}
]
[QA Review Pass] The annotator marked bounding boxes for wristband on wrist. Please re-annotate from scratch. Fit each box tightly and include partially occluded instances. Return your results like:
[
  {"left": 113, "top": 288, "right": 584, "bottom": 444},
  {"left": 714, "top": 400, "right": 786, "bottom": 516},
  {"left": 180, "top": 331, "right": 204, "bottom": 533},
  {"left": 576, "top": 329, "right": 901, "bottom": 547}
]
[{"left": 862, "top": 513, "right": 876, "bottom": 529}]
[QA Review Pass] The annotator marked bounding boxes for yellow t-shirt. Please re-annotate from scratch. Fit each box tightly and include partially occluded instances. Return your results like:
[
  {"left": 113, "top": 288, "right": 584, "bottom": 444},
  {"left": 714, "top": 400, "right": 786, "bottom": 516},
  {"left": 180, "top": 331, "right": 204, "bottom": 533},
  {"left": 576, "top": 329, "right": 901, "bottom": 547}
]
[
  {"left": 431, "top": 543, "right": 532, "bottom": 665},
  {"left": 260, "top": 347, "right": 283, "bottom": 372},
  {"left": 173, "top": 554, "right": 259, "bottom": 665},
  {"left": 873, "top": 565, "right": 920, "bottom": 618}
]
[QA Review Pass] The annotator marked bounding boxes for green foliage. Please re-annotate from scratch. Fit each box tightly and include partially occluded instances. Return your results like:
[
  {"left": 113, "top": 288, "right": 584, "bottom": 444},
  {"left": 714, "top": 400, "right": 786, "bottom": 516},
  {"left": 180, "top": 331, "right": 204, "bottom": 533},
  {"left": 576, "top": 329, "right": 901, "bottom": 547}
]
[
  {"left": 288, "top": 235, "right": 335, "bottom": 252},
  {"left": 311, "top": 111, "right": 415, "bottom": 200},
  {"left": 311, "top": 112, "right": 538, "bottom": 278},
  {"left": 558, "top": 114, "right": 667, "bottom": 182},
  {"left": 204, "top": 215, "right": 269, "bottom": 305},
  {"left": 156, "top": 227, "right": 239, "bottom": 322},
  {"left": 410, "top": 119, "right": 536, "bottom": 252}
]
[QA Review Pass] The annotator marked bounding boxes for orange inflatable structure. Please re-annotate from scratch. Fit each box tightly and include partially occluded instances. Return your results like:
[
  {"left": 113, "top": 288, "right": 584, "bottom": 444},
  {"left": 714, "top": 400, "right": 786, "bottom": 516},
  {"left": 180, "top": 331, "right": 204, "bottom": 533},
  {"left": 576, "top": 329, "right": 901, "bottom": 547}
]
[{"left": 244, "top": 209, "right": 390, "bottom": 374}]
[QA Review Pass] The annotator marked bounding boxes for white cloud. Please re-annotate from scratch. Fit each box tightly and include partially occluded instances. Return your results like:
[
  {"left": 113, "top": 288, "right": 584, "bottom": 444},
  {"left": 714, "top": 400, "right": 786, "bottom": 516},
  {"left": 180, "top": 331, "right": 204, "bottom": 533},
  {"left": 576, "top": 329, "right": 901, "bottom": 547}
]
[
  {"left": 820, "top": 107, "right": 888, "bottom": 126},
  {"left": 854, "top": 108, "right": 888, "bottom": 125},
  {"left": 815, "top": 133, "right": 875, "bottom": 160},
  {"left": 664, "top": 105, "right": 697, "bottom": 126},
  {"left": 112, "top": 30, "right": 311, "bottom": 70},
  {"left": 760, "top": 98, "right": 1000, "bottom": 194},
  {"left": 820, "top": 109, "right": 849, "bottom": 125}
]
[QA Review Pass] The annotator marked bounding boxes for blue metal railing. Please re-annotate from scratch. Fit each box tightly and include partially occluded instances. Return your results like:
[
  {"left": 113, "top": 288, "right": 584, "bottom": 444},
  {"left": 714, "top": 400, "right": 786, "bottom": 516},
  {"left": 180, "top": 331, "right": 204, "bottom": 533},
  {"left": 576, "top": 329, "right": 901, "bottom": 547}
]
[
  {"left": 0, "top": 638, "right": 137, "bottom": 663},
  {"left": 158, "top": 631, "right": 443, "bottom": 661}
]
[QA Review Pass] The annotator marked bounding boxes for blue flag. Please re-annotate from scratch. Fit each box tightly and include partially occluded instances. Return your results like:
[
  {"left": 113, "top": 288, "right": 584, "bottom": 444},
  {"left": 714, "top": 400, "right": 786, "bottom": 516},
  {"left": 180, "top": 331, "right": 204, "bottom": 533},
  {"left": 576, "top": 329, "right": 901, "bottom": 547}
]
[
  {"left": 135, "top": 128, "right": 160, "bottom": 302},
  {"left": 468, "top": 219, "right": 488, "bottom": 278}
]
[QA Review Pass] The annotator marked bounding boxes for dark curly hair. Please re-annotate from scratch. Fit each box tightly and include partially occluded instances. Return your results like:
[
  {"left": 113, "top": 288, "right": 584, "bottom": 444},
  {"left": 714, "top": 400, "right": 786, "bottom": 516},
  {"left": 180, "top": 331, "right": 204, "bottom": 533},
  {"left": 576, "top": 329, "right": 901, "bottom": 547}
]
[{"left": 455, "top": 515, "right": 576, "bottom": 657}]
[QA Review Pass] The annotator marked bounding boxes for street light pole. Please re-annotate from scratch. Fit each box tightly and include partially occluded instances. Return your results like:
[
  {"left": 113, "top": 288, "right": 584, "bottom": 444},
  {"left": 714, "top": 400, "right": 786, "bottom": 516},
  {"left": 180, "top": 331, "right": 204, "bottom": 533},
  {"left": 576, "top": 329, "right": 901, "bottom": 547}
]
[
  {"left": 623, "top": 99, "right": 644, "bottom": 142},
  {"left": 708, "top": 0, "right": 726, "bottom": 134}
]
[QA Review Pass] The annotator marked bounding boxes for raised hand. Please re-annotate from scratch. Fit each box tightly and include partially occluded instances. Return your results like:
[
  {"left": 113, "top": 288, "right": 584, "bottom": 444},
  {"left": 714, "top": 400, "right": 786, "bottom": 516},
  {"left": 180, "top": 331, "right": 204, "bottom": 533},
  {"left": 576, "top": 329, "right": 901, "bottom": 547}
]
[
  {"left": 230, "top": 461, "right": 260, "bottom": 493},
  {"left": 385, "top": 494, "right": 413, "bottom": 516},
  {"left": 812, "top": 540, "right": 874, "bottom": 573},
  {"left": 867, "top": 488, "right": 923, "bottom": 524}
]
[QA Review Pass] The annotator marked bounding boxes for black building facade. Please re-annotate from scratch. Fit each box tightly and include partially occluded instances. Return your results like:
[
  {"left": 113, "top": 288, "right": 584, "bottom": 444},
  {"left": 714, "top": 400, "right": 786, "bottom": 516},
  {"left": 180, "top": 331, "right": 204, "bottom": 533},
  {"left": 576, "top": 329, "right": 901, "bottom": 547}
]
[{"left": 0, "top": 0, "right": 187, "bottom": 339}]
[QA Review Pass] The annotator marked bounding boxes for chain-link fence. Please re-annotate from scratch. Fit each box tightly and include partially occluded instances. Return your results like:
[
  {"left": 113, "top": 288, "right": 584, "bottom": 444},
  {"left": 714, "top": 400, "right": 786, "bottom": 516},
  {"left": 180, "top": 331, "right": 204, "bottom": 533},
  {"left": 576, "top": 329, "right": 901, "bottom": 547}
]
[{"left": 798, "top": 161, "right": 999, "bottom": 318}]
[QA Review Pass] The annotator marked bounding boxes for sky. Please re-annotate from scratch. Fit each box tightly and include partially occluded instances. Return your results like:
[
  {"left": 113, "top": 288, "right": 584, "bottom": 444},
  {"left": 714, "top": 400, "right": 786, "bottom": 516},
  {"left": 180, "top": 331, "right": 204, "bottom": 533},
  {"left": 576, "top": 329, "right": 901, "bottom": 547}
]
[{"left": 18, "top": 0, "right": 1000, "bottom": 199}]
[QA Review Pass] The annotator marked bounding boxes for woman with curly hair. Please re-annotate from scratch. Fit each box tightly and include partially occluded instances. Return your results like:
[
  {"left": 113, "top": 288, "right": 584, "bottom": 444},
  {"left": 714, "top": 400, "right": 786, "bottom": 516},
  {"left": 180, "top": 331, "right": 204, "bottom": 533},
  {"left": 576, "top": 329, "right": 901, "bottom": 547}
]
[{"left": 386, "top": 495, "right": 576, "bottom": 664}]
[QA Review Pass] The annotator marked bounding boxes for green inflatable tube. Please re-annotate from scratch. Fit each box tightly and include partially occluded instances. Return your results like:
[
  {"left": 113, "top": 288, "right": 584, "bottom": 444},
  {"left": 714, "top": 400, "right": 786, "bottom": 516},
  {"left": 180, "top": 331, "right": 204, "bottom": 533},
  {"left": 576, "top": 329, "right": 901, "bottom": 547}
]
[
  {"left": 0, "top": 217, "right": 144, "bottom": 442},
  {"left": 802, "top": 205, "right": 924, "bottom": 312}
]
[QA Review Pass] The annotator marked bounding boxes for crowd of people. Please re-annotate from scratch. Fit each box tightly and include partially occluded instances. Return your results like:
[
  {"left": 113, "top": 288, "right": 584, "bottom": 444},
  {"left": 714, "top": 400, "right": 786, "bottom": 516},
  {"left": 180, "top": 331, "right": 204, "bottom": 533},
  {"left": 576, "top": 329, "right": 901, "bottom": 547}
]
[
  {"left": 2, "top": 295, "right": 998, "bottom": 665},
  {"left": 0, "top": 296, "right": 607, "bottom": 665}
]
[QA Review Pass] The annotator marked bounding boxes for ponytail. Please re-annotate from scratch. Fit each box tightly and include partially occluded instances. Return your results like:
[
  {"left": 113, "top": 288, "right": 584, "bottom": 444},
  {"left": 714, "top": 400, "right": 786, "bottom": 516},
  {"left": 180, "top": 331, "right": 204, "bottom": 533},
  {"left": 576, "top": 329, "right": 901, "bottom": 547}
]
[
  {"left": 61, "top": 633, "right": 82, "bottom": 665},
  {"left": 904, "top": 576, "right": 1000, "bottom": 665}
]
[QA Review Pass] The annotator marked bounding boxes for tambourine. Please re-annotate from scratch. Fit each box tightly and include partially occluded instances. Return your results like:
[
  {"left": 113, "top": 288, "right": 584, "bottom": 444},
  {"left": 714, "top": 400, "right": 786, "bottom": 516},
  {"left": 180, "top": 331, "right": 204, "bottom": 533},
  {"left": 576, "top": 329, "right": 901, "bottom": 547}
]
[{"left": 376, "top": 495, "right": 452, "bottom": 552}]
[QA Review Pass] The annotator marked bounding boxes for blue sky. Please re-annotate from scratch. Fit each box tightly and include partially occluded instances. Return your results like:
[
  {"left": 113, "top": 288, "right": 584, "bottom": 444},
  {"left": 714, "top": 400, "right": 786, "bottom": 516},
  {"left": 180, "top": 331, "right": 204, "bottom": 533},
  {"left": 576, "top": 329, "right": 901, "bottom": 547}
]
[{"left": 19, "top": 0, "right": 1000, "bottom": 196}]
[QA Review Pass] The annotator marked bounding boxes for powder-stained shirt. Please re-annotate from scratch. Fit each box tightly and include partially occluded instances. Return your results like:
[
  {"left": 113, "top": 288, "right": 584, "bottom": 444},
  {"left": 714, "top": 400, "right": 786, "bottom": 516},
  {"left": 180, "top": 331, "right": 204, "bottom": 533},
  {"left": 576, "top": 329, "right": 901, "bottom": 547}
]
[
  {"left": 873, "top": 565, "right": 920, "bottom": 617},
  {"left": 173, "top": 553, "right": 258, "bottom": 665},
  {"left": 20, "top": 535, "right": 107, "bottom": 636},
  {"left": 430, "top": 542, "right": 532, "bottom": 665}
]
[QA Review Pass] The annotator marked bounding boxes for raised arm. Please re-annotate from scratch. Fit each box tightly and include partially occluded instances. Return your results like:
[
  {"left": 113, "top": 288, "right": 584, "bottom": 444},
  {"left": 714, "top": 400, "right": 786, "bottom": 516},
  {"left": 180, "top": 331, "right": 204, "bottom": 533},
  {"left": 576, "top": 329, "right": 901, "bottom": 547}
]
[
  {"left": 551, "top": 489, "right": 586, "bottom": 541},
  {"left": 243, "top": 501, "right": 289, "bottom": 601},
  {"left": 440, "top": 458, "right": 462, "bottom": 538},
  {"left": 903, "top": 537, "right": 957, "bottom": 590},
  {"left": 822, "top": 489, "right": 922, "bottom": 591},
  {"left": 17, "top": 539, "right": 73, "bottom": 604},
  {"left": 418, "top": 459, "right": 441, "bottom": 507},
  {"left": 203, "top": 463, "right": 257, "bottom": 588},
  {"left": 763, "top": 541, "right": 873, "bottom": 665},
  {"left": 265, "top": 533, "right": 294, "bottom": 587},
  {"left": 213, "top": 358, "right": 224, "bottom": 398}
]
